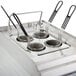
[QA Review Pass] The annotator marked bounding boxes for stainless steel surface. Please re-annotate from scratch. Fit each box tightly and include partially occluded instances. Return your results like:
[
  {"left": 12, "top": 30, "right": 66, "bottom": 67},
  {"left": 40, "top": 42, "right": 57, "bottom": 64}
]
[
  {"left": 1, "top": 20, "right": 76, "bottom": 76},
  {"left": 38, "top": 46, "right": 69, "bottom": 56},
  {"left": 0, "top": 32, "right": 41, "bottom": 76},
  {"left": 62, "top": 71, "right": 76, "bottom": 76},
  {"left": 49, "top": 1, "right": 63, "bottom": 23}
]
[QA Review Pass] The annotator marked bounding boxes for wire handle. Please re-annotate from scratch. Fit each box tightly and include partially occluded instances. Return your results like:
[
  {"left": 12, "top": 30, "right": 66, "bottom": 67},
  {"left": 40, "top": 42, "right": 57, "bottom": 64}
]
[
  {"left": 1, "top": 5, "right": 17, "bottom": 29},
  {"left": 61, "top": 5, "right": 76, "bottom": 29},
  {"left": 55, "top": 0, "right": 63, "bottom": 12},
  {"left": 67, "top": 5, "right": 76, "bottom": 17},
  {"left": 58, "top": 5, "right": 76, "bottom": 42},
  {"left": 13, "top": 13, "right": 29, "bottom": 36},
  {"left": 49, "top": 1, "right": 63, "bottom": 23}
]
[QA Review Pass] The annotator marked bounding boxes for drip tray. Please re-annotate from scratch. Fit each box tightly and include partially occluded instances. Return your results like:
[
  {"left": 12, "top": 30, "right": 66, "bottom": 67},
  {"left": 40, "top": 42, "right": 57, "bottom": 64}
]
[
  {"left": 45, "top": 40, "right": 62, "bottom": 47},
  {"left": 27, "top": 43, "right": 46, "bottom": 52},
  {"left": 16, "top": 36, "right": 33, "bottom": 42}
]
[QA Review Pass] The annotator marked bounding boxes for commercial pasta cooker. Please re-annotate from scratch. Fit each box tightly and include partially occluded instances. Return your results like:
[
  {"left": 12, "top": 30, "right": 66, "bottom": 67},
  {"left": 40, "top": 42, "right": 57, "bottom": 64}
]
[{"left": 1, "top": 1, "right": 76, "bottom": 76}]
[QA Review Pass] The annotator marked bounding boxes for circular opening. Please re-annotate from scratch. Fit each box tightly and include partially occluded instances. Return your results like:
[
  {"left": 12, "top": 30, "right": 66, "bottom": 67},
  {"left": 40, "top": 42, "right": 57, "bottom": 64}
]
[
  {"left": 34, "top": 31, "right": 49, "bottom": 39},
  {"left": 45, "top": 40, "right": 62, "bottom": 47},
  {"left": 27, "top": 43, "right": 46, "bottom": 52},
  {"left": 16, "top": 36, "right": 33, "bottom": 42}
]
